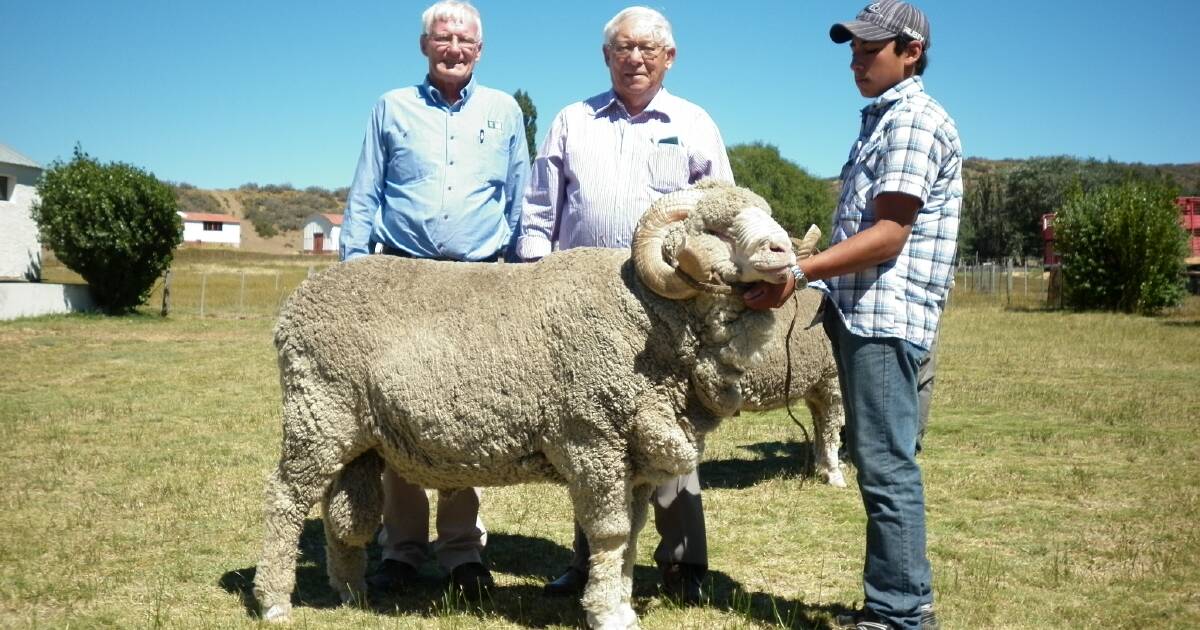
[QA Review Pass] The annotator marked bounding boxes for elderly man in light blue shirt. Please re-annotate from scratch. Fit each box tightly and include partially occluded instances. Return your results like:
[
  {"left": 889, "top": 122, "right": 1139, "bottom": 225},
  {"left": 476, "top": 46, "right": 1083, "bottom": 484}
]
[
  {"left": 340, "top": 0, "right": 528, "bottom": 600},
  {"left": 522, "top": 6, "right": 731, "bottom": 606}
]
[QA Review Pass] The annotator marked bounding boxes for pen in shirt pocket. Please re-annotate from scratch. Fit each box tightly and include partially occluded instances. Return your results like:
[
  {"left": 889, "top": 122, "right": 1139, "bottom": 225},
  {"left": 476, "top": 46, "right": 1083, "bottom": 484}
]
[
  {"left": 479, "top": 129, "right": 485, "bottom": 143},
  {"left": 656, "top": 136, "right": 679, "bottom": 145}
]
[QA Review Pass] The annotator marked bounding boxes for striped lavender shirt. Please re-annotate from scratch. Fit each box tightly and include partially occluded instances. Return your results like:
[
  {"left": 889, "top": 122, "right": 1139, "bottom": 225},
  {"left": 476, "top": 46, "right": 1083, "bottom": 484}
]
[{"left": 515, "top": 88, "right": 733, "bottom": 258}]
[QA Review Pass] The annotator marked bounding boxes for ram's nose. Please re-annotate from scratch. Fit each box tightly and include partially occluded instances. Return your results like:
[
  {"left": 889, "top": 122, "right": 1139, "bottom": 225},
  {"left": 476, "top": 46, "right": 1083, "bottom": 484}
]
[{"left": 767, "top": 235, "right": 797, "bottom": 265}]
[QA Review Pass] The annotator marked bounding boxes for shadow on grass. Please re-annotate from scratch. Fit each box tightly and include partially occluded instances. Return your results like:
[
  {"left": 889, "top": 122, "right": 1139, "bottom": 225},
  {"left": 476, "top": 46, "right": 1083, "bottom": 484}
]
[
  {"left": 221, "top": 521, "right": 851, "bottom": 628},
  {"left": 700, "top": 440, "right": 815, "bottom": 490}
]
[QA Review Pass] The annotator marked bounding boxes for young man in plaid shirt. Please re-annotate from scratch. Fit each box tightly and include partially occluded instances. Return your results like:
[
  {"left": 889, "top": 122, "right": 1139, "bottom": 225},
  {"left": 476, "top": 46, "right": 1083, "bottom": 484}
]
[{"left": 744, "top": 1, "right": 961, "bottom": 628}]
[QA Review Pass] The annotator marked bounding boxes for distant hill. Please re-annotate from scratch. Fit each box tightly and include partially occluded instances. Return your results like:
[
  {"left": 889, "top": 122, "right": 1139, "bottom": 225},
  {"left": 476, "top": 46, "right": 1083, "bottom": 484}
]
[
  {"left": 171, "top": 183, "right": 348, "bottom": 254},
  {"left": 963, "top": 157, "right": 1200, "bottom": 195},
  {"left": 170, "top": 156, "right": 1200, "bottom": 254}
]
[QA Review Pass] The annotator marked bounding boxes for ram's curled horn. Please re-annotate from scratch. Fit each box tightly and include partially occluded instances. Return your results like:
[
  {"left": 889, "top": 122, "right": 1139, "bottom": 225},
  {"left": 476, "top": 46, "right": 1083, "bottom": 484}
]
[
  {"left": 632, "top": 189, "right": 704, "bottom": 299},
  {"left": 791, "top": 224, "right": 823, "bottom": 260}
]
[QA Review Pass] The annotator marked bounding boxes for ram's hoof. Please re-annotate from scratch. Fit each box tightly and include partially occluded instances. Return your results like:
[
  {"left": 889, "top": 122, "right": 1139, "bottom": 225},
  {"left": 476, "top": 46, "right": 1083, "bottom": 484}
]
[
  {"left": 263, "top": 603, "right": 291, "bottom": 623},
  {"left": 822, "top": 467, "right": 848, "bottom": 488},
  {"left": 586, "top": 603, "right": 639, "bottom": 629}
]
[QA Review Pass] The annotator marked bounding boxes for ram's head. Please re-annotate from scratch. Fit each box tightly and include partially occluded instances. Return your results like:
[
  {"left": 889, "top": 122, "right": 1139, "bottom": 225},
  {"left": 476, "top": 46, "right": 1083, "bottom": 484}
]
[{"left": 631, "top": 180, "right": 796, "bottom": 299}]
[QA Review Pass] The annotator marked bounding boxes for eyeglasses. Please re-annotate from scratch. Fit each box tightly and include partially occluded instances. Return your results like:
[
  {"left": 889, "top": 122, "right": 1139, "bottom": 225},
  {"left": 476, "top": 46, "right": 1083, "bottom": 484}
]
[
  {"left": 608, "top": 41, "right": 665, "bottom": 61},
  {"left": 428, "top": 33, "right": 479, "bottom": 50}
]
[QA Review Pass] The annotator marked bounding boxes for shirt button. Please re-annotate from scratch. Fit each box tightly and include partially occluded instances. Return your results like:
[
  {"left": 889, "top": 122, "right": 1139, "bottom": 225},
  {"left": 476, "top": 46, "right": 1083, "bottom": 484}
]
[
  {"left": 443, "top": 214, "right": 449, "bottom": 220},
  {"left": 449, "top": 160, "right": 454, "bottom": 165},
  {"left": 450, "top": 135, "right": 455, "bottom": 140},
  {"left": 447, "top": 186, "right": 452, "bottom": 190}
]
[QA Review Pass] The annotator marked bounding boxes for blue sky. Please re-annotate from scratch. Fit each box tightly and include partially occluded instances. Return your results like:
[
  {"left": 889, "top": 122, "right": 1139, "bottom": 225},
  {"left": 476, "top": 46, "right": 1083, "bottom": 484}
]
[{"left": 3, "top": 1, "right": 1196, "bottom": 190}]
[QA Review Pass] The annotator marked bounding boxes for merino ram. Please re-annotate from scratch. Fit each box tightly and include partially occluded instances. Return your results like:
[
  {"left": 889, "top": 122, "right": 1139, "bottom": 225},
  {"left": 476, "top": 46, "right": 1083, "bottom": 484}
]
[{"left": 254, "top": 181, "right": 829, "bottom": 629}]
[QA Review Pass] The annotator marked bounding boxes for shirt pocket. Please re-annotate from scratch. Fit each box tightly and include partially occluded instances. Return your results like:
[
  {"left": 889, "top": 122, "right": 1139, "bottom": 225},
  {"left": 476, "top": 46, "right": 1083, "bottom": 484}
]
[
  {"left": 647, "top": 144, "right": 690, "bottom": 193},
  {"left": 473, "top": 126, "right": 511, "bottom": 183},
  {"left": 387, "top": 128, "right": 432, "bottom": 184}
]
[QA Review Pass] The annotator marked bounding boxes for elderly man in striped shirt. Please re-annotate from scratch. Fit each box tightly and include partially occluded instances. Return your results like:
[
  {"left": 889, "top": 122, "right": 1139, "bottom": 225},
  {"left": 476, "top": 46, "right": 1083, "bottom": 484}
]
[{"left": 516, "top": 6, "right": 730, "bottom": 606}]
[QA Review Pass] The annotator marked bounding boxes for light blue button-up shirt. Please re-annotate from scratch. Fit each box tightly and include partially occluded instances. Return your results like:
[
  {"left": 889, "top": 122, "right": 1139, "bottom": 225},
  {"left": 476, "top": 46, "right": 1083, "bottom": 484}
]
[{"left": 341, "top": 76, "right": 529, "bottom": 261}]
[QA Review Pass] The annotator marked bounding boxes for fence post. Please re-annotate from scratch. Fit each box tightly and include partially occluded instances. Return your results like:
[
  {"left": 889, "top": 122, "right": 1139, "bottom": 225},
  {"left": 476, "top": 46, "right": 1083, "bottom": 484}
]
[
  {"left": 160, "top": 268, "right": 172, "bottom": 317},
  {"left": 239, "top": 271, "right": 246, "bottom": 319},
  {"left": 200, "top": 272, "right": 207, "bottom": 319},
  {"left": 1006, "top": 260, "right": 1013, "bottom": 307}
]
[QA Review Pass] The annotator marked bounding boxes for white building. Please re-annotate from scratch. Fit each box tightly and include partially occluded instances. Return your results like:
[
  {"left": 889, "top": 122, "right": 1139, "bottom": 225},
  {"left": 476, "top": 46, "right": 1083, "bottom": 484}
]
[
  {"left": 302, "top": 213, "right": 342, "bottom": 254},
  {"left": 179, "top": 212, "right": 241, "bottom": 247},
  {"left": 0, "top": 142, "right": 95, "bottom": 319},
  {"left": 0, "top": 143, "right": 45, "bottom": 281}
]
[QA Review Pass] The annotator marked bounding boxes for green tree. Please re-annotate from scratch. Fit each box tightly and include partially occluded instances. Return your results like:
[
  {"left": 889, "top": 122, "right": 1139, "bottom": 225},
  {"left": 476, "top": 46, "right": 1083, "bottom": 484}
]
[
  {"left": 513, "top": 89, "right": 538, "bottom": 160},
  {"left": 1001, "top": 156, "right": 1130, "bottom": 259},
  {"left": 32, "top": 146, "right": 182, "bottom": 314},
  {"left": 727, "top": 142, "right": 835, "bottom": 246},
  {"left": 1055, "top": 177, "right": 1187, "bottom": 314},
  {"left": 959, "top": 171, "right": 1016, "bottom": 260}
]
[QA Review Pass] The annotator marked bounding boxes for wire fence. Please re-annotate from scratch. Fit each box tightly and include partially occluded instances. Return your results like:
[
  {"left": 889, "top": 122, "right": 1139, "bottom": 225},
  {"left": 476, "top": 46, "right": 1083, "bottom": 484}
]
[
  {"left": 952, "top": 260, "right": 1062, "bottom": 309},
  {"left": 148, "top": 264, "right": 332, "bottom": 319}
]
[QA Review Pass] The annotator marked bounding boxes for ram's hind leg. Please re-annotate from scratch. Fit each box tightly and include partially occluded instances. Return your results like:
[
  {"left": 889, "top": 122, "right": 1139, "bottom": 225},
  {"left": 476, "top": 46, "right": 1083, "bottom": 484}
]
[
  {"left": 323, "top": 450, "right": 385, "bottom": 605},
  {"left": 807, "top": 371, "right": 847, "bottom": 488}
]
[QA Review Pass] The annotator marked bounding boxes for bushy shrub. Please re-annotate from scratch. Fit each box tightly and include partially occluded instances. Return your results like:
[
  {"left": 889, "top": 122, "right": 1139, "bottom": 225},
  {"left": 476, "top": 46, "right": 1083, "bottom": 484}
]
[
  {"left": 32, "top": 147, "right": 181, "bottom": 314},
  {"left": 1054, "top": 178, "right": 1187, "bottom": 314}
]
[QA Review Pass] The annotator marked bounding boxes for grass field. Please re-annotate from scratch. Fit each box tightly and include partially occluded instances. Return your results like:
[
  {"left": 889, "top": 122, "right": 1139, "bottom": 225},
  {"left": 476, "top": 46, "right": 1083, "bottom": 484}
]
[{"left": 3, "top": 258, "right": 1199, "bottom": 628}]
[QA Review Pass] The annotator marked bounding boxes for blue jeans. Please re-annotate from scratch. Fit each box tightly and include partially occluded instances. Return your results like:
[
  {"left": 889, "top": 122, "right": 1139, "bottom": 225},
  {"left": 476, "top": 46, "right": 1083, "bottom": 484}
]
[{"left": 823, "top": 304, "right": 933, "bottom": 630}]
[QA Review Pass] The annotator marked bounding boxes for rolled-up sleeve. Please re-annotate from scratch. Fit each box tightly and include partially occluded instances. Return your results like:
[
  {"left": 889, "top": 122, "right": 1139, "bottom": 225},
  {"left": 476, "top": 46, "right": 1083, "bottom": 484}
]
[
  {"left": 515, "top": 111, "right": 568, "bottom": 261},
  {"left": 689, "top": 110, "right": 734, "bottom": 184},
  {"left": 340, "top": 101, "right": 386, "bottom": 261}
]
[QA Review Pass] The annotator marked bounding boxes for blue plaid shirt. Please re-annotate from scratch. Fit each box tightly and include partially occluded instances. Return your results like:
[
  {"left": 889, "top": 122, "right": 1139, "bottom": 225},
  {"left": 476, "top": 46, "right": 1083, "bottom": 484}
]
[{"left": 813, "top": 76, "right": 962, "bottom": 351}]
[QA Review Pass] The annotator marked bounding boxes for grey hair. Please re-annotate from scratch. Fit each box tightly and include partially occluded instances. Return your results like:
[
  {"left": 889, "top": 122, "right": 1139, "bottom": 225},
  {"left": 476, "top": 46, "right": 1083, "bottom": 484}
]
[
  {"left": 602, "top": 6, "right": 675, "bottom": 49},
  {"left": 421, "top": 0, "right": 483, "bottom": 42}
]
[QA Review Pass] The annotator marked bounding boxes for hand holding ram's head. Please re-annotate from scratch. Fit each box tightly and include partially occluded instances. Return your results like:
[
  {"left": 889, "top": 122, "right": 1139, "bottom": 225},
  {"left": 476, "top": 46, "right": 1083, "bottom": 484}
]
[{"left": 631, "top": 179, "right": 797, "bottom": 299}]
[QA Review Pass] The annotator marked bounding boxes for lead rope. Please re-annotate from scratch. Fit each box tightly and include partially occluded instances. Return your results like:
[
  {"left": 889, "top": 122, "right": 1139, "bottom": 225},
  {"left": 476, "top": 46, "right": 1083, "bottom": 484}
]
[{"left": 782, "top": 293, "right": 813, "bottom": 479}]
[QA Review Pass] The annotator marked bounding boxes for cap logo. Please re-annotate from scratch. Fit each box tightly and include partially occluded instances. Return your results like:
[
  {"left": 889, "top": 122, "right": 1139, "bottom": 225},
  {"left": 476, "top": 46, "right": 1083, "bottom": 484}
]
[
  {"left": 866, "top": 3, "right": 882, "bottom": 13},
  {"left": 902, "top": 26, "right": 925, "bottom": 42}
]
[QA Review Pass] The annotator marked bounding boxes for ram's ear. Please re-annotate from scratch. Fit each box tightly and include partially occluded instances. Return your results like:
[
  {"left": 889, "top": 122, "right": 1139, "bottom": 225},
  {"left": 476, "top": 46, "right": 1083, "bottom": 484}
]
[{"left": 791, "top": 225, "right": 822, "bottom": 260}]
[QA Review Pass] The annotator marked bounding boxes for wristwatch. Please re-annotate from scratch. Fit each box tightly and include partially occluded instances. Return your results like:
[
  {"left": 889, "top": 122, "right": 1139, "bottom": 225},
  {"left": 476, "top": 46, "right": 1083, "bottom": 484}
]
[{"left": 790, "top": 264, "right": 808, "bottom": 289}]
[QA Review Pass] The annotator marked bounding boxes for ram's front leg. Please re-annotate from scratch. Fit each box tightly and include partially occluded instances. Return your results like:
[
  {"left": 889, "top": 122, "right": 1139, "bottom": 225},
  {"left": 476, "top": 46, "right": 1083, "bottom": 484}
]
[
  {"left": 572, "top": 473, "right": 639, "bottom": 630},
  {"left": 623, "top": 483, "right": 654, "bottom": 601}
]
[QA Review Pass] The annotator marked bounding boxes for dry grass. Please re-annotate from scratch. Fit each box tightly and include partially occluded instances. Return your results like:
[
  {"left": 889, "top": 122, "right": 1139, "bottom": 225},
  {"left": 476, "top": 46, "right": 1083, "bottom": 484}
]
[{"left": 1, "top": 272, "right": 1197, "bottom": 628}]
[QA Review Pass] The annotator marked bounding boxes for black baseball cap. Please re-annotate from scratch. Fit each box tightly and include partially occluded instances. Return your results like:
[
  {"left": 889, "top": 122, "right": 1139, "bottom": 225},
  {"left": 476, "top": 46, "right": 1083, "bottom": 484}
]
[{"left": 830, "top": 0, "right": 931, "bottom": 48}]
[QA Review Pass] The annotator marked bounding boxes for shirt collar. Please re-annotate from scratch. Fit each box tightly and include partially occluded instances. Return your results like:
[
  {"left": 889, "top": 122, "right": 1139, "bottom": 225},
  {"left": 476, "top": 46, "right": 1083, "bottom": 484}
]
[
  {"left": 862, "top": 75, "right": 924, "bottom": 115},
  {"left": 422, "top": 74, "right": 478, "bottom": 108},
  {"left": 590, "top": 87, "right": 673, "bottom": 120}
]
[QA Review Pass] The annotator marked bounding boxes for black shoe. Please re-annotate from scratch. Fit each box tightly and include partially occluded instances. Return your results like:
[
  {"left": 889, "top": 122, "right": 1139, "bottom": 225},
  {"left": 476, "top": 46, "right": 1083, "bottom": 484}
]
[
  {"left": 835, "top": 604, "right": 940, "bottom": 630},
  {"left": 367, "top": 559, "right": 419, "bottom": 594},
  {"left": 447, "top": 562, "right": 494, "bottom": 600},
  {"left": 659, "top": 563, "right": 704, "bottom": 606},
  {"left": 543, "top": 566, "right": 588, "bottom": 597}
]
